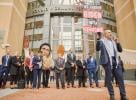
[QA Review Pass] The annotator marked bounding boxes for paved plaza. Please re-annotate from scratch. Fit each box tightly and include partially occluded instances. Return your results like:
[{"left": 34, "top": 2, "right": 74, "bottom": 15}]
[{"left": 0, "top": 81, "right": 136, "bottom": 100}]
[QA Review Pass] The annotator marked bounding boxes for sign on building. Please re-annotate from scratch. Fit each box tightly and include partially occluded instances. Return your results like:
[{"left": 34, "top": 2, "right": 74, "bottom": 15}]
[{"left": 83, "top": 6, "right": 103, "bottom": 33}]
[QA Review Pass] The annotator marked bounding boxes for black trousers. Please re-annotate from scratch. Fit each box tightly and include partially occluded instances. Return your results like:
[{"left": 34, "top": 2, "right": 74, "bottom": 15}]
[
  {"left": 42, "top": 69, "right": 50, "bottom": 87},
  {"left": 65, "top": 68, "right": 75, "bottom": 86},
  {"left": 33, "top": 69, "right": 41, "bottom": 88},
  {"left": 0, "top": 71, "right": 2, "bottom": 87},
  {"left": 18, "top": 67, "right": 25, "bottom": 80},
  {"left": 25, "top": 67, "right": 33, "bottom": 86},
  {"left": 77, "top": 76, "right": 85, "bottom": 87},
  {"left": 112, "top": 68, "right": 118, "bottom": 85},
  {"left": 50, "top": 76, "right": 54, "bottom": 82},
  {"left": 10, "top": 75, "right": 17, "bottom": 85},
  {"left": 2, "top": 67, "right": 9, "bottom": 87},
  {"left": 102, "top": 61, "right": 126, "bottom": 97}
]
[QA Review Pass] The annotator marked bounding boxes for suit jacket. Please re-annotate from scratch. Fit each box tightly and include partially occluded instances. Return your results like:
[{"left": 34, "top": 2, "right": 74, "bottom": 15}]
[
  {"left": 2, "top": 55, "right": 11, "bottom": 68},
  {"left": 86, "top": 57, "right": 97, "bottom": 70},
  {"left": 10, "top": 56, "right": 21, "bottom": 75},
  {"left": 32, "top": 55, "right": 41, "bottom": 69},
  {"left": 65, "top": 53, "right": 76, "bottom": 69},
  {"left": 96, "top": 39, "right": 122, "bottom": 65},
  {"left": 54, "top": 57, "right": 65, "bottom": 73},
  {"left": 0, "top": 65, "right": 3, "bottom": 73},
  {"left": 82, "top": 60, "right": 88, "bottom": 78},
  {"left": 76, "top": 60, "right": 83, "bottom": 77}
]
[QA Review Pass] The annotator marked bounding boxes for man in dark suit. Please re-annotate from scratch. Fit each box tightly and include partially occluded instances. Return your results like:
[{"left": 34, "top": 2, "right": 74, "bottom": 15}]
[
  {"left": 1, "top": 50, "right": 11, "bottom": 88},
  {"left": 10, "top": 52, "right": 22, "bottom": 88},
  {"left": 86, "top": 54, "right": 100, "bottom": 88},
  {"left": 65, "top": 49, "right": 76, "bottom": 88},
  {"left": 32, "top": 51, "right": 42, "bottom": 89},
  {"left": 96, "top": 30, "right": 128, "bottom": 100}
]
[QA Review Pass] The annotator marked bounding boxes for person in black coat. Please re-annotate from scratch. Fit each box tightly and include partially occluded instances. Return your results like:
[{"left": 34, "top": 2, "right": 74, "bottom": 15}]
[
  {"left": 65, "top": 49, "right": 76, "bottom": 88},
  {"left": 18, "top": 56, "right": 25, "bottom": 81},
  {"left": 82, "top": 60, "right": 88, "bottom": 87},
  {"left": 76, "top": 56, "right": 84, "bottom": 88},
  {"left": 10, "top": 52, "right": 21, "bottom": 88}
]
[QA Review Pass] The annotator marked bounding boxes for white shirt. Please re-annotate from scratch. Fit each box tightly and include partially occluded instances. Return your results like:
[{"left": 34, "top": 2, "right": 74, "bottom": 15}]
[
  {"left": 105, "top": 39, "right": 115, "bottom": 57},
  {"left": 71, "top": 53, "right": 74, "bottom": 60},
  {"left": 5, "top": 55, "right": 9, "bottom": 66},
  {"left": 101, "top": 38, "right": 119, "bottom": 66},
  {"left": 29, "top": 56, "right": 34, "bottom": 68},
  {"left": 91, "top": 57, "right": 94, "bottom": 62},
  {"left": 38, "top": 57, "right": 42, "bottom": 68}
]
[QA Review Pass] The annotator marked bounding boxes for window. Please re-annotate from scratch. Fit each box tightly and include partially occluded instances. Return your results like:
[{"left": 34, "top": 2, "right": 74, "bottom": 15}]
[
  {"left": 25, "top": 29, "right": 33, "bottom": 35},
  {"left": 34, "top": 28, "right": 44, "bottom": 34},
  {"left": 35, "top": 16, "right": 44, "bottom": 21},
  {"left": 28, "top": 34, "right": 43, "bottom": 41},
  {"left": 63, "top": 26, "right": 72, "bottom": 32},
  {"left": 75, "top": 40, "right": 83, "bottom": 52},
  {"left": 53, "top": 32, "right": 60, "bottom": 40},
  {"left": 25, "top": 23, "right": 33, "bottom": 29},
  {"left": 75, "top": 31, "right": 82, "bottom": 40},
  {"left": 75, "top": 30, "right": 82, "bottom": 52},
  {"left": 62, "top": 32, "right": 72, "bottom": 39},
  {"left": 34, "top": 21, "right": 43, "bottom": 28},
  {"left": 32, "top": 40, "right": 43, "bottom": 48},
  {"left": 63, "top": 16, "right": 72, "bottom": 24},
  {"left": 52, "top": 40, "right": 60, "bottom": 51},
  {"left": 63, "top": 40, "right": 72, "bottom": 51}
]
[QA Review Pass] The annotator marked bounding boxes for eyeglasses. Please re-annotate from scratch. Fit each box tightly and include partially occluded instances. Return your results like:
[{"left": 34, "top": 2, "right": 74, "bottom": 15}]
[{"left": 41, "top": 48, "right": 50, "bottom": 51}]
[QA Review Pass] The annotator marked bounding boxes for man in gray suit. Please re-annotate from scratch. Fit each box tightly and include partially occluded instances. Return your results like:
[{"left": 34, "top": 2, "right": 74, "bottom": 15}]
[
  {"left": 96, "top": 30, "right": 128, "bottom": 100},
  {"left": 65, "top": 49, "right": 76, "bottom": 88}
]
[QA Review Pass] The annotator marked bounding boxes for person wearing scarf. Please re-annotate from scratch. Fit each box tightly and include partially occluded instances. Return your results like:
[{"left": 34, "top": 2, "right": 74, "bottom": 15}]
[
  {"left": 40, "top": 43, "right": 54, "bottom": 88},
  {"left": 96, "top": 30, "right": 128, "bottom": 100}
]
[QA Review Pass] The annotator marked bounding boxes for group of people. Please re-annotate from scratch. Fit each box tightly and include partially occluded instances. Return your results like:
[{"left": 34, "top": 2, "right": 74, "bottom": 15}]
[
  {"left": 0, "top": 29, "right": 128, "bottom": 100},
  {"left": 0, "top": 44, "right": 99, "bottom": 90}
]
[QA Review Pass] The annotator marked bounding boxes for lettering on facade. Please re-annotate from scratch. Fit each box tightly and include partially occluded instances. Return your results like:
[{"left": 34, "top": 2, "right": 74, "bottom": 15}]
[
  {"left": 83, "top": 6, "right": 103, "bottom": 33},
  {"left": 83, "top": 10, "right": 102, "bottom": 19},
  {"left": 83, "top": 26, "right": 103, "bottom": 33},
  {"left": 50, "top": 5, "right": 83, "bottom": 13}
]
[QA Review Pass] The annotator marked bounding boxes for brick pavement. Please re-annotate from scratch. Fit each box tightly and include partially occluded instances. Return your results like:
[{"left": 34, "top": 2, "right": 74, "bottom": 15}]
[{"left": 0, "top": 83, "right": 136, "bottom": 100}]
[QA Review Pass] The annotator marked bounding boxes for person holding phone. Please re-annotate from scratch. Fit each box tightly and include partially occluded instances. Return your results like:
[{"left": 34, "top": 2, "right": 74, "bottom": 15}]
[{"left": 96, "top": 30, "right": 128, "bottom": 100}]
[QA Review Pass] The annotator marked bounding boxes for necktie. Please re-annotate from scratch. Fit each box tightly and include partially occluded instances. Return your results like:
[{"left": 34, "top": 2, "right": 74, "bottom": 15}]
[
  {"left": 71, "top": 54, "right": 73, "bottom": 60},
  {"left": 6, "top": 56, "right": 9, "bottom": 66}
]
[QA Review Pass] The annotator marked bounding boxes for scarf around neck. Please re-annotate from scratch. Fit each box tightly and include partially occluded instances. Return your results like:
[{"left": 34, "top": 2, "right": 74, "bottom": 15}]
[{"left": 101, "top": 38, "right": 119, "bottom": 67}]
